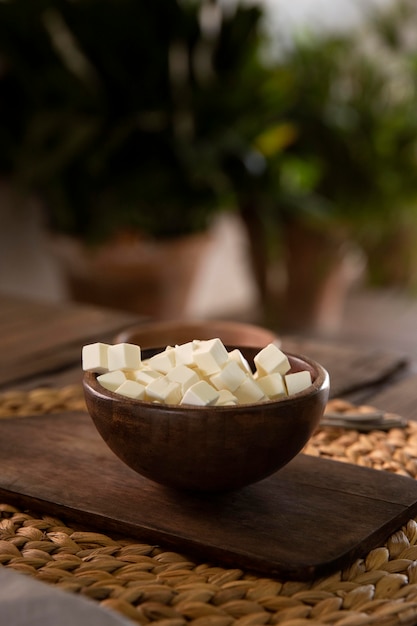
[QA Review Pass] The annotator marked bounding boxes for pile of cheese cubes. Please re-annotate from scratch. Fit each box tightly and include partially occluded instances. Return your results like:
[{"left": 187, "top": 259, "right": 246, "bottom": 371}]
[{"left": 82, "top": 339, "right": 312, "bottom": 406}]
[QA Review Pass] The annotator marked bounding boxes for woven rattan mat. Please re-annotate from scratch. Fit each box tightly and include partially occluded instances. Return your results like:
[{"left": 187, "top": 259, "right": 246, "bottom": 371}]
[{"left": 2, "top": 388, "right": 417, "bottom": 626}]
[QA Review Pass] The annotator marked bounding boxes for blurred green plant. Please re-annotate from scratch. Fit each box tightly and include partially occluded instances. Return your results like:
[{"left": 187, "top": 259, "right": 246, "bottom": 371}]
[
  {"left": 225, "top": 1, "right": 417, "bottom": 303},
  {"left": 255, "top": 30, "right": 417, "bottom": 239},
  {"left": 0, "top": 0, "right": 268, "bottom": 243}
]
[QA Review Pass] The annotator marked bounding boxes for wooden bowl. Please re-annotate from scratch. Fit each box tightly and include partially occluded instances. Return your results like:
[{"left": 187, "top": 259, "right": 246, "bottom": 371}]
[
  {"left": 83, "top": 347, "right": 329, "bottom": 492},
  {"left": 114, "top": 319, "right": 280, "bottom": 350}
]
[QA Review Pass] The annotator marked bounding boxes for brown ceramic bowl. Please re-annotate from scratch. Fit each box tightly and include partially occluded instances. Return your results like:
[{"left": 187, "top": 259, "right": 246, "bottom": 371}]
[
  {"left": 114, "top": 319, "right": 280, "bottom": 350},
  {"left": 83, "top": 346, "right": 329, "bottom": 492}
]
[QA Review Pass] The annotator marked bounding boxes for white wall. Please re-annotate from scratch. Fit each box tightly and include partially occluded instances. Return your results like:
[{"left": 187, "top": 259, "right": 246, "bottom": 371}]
[
  {"left": 262, "top": 0, "right": 394, "bottom": 32},
  {"left": 256, "top": 0, "right": 397, "bottom": 56}
]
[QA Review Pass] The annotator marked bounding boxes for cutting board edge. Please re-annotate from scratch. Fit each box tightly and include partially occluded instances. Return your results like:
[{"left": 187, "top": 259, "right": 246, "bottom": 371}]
[
  {"left": 2, "top": 487, "right": 417, "bottom": 582},
  {"left": 279, "top": 453, "right": 417, "bottom": 506}
]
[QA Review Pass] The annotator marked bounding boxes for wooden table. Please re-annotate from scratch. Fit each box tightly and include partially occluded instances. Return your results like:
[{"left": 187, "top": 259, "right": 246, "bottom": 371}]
[{"left": 2, "top": 292, "right": 417, "bottom": 625}]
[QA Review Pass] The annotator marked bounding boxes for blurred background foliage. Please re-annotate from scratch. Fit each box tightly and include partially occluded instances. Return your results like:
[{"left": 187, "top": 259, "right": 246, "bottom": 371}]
[
  {"left": 0, "top": 0, "right": 267, "bottom": 241},
  {"left": 1, "top": 0, "right": 417, "bottom": 324}
]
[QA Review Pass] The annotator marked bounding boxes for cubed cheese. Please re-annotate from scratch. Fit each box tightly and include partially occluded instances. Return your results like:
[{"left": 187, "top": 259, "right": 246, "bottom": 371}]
[
  {"left": 254, "top": 343, "right": 290, "bottom": 377},
  {"left": 174, "top": 341, "right": 195, "bottom": 366},
  {"left": 234, "top": 378, "right": 266, "bottom": 404},
  {"left": 148, "top": 347, "right": 176, "bottom": 374},
  {"left": 285, "top": 370, "right": 312, "bottom": 395},
  {"left": 180, "top": 380, "right": 219, "bottom": 406},
  {"left": 115, "top": 379, "right": 146, "bottom": 400},
  {"left": 215, "top": 389, "right": 238, "bottom": 406},
  {"left": 132, "top": 367, "right": 162, "bottom": 385},
  {"left": 192, "top": 338, "right": 229, "bottom": 375},
  {"left": 166, "top": 364, "right": 199, "bottom": 392},
  {"left": 228, "top": 348, "right": 252, "bottom": 374},
  {"left": 146, "top": 376, "right": 182, "bottom": 404},
  {"left": 107, "top": 343, "right": 141, "bottom": 371},
  {"left": 97, "top": 369, "right": 127, "bottom": 392},
  {"left": 82, "top": 342, "right": 110, "bottom": 373},
  {"left": 82, "top": 338, "right": 314, "bottom": 408},
  {"left": 256, "top": 373, "right": 287, "bottom": 399},
  {"left": 210, "top": 359, "right": 247, "bottom": 392}
]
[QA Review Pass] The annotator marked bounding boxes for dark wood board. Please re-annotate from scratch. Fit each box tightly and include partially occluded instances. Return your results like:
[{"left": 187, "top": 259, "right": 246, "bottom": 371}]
[
  {"left": 282, "top": 336, "right": 408, "bottom": 398},
  {"left": 362, "top": 373, "right": 417, "bottom": 423},
  {"left": 1, "top": 411, "right": 417, "bottom": 581},
  {"left": 0, "top": 294, "right": 141, "bottom": 387}
]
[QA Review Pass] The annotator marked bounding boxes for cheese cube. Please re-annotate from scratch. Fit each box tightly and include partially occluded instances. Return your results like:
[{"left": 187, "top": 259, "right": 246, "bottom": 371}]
[
  {"left": 115, "top": 379, "right": 146, "bottom": 400},
  {"left": 174, "top": 341, "right": 195, "bottom": 366},
  {"left": 228, "top": 349, "right": 252, "bottom": 374},
  {"left": 148, "top": 347, "right": 176, "bottom": 374},
  {"left": 256, "top": 373, "right": 287, "bottom": 399},
  {"left": 132, "top": 367, "right": 162, "bottom": 385},
  {"left": 82, "top": 342, "right": 110, "bottom": 373},
  {"left": 215, "top": 389, "right": 238, "bottom": 406},
  {"left": 97, "top": 370, "right": 127, "bottom": 392},
  {"left": 166, "top": 364, "right": 199, "bottom": 391},
  {"left": 285, "top": 370, "right": 312, "bottom": 395},
  {"left": 234, "top": 378, "right": 266, "bottom": 404},
  {"left": 192, "top": 338, "right": 229, "bottom": 375},
  {"left": 107, "top": 343, "right": 141, "bottom": 371},
  {"left": 180, "top": 380, "right": 219, "bottom": 406},
  {"left": 254, "top": 343, "right": 290, "bottom": 377},
  {"left": 210, "top": 360, "right": 247, "bottom": 392},
  {"left": 146, "top": 376, "right": 182, "bottom": 404}
]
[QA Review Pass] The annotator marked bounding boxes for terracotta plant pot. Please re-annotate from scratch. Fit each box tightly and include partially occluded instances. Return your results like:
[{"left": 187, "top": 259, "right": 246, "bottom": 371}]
[
  {"left": 50, "top": 231, "right": 211, "bottom": 319},
  {"left": 274, "top": 220, "right": 362, "bottom": 334},
  {"left": 239, "top": 207, "right": 363, "bottom": 334}
]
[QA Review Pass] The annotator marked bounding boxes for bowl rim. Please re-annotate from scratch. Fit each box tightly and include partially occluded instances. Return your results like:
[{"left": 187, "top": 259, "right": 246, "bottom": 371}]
[
  {"left": 112, "top": 317, "right": 280, "bottom": 336},
  {"left": 113, "top": 319, "right": 280, "bottom": 348},
  {"left": 83, "top": 349, "right": 330, "bottom": 411}
]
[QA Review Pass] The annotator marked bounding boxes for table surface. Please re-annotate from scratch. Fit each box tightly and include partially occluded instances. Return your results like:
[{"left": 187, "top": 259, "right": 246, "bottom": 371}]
[{"left": 3, "top": 292, "right": 417, "bottom": 625}]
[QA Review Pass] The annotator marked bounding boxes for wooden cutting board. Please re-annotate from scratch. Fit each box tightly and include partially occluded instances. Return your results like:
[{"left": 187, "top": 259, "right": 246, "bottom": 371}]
[{"left": 1, "top": 411, "right": 417, "bottom": 581}]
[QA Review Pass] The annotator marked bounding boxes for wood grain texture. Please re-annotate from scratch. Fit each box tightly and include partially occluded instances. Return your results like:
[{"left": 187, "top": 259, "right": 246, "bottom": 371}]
[
  {"left": 1, "top": 411, "right": 417, "bottom": 580},
  {"left": 282, "top": 336, "right": 408, "bottom": 398},
  {"left": 362, "top": 373, "right": 417, "bottom": 422},
  {"left": 0, "top": 294, "right": 140, "bottom": 387}
]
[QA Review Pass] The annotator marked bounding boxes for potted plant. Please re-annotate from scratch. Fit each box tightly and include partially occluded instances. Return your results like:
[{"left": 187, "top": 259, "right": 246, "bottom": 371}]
[
  {"left": 225, "top": 6, "right": 417, "bottom": 333},
  {"left": 352, "top": 0, "right": 417, "bottom": 292},
  {"left": 0, "top": 0, "right": 264, "bottom": 317}
]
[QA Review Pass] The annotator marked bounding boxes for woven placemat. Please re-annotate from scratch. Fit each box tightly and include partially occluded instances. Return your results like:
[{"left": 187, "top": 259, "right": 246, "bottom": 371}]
[{"left": 2, "top": 387, "right": 417, "bottom": 626}]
